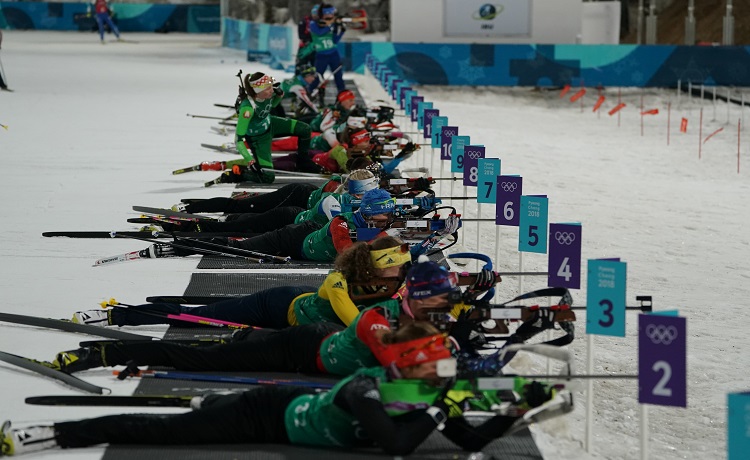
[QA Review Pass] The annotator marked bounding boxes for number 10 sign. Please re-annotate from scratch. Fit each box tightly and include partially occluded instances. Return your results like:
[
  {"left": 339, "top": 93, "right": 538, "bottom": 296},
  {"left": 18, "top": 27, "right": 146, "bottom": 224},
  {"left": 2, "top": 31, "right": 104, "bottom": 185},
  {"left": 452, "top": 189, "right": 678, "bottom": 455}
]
[{"left": 639, "top": 314, "right": 687, "bottom": 408}]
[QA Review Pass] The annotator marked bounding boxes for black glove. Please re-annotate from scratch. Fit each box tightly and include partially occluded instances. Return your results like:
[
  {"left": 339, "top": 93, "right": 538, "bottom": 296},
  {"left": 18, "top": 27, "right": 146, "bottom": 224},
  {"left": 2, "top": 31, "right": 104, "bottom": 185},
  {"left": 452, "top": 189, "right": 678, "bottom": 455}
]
[
  {"left": 273, "top": 82, "right": 284, "bottom": 97},
  {"left": 449, "top": 311, "right": 485, "bottom": 353},
  {"left": 470, "top": 269, "right": 498, "bottom": 293},
  {"left": 395, "top": 142, "right": 417, "bottom": 160},
  {"left": 522, "top": 381, "right": 554, "bottom": 408},
  {"left": 413, "top": 177, "right": 432, "bottom": 191}
]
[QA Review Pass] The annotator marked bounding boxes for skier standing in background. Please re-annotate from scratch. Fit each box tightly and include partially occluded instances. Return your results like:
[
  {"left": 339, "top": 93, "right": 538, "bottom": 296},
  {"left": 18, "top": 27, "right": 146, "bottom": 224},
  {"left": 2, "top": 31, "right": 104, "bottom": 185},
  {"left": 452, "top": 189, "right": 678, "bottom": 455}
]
[
  {"left": 91, "top": 0, "right": 121, "bottom": 43},
  {"left": 309, "top": 3, "right": 346, "bottom": 95}
]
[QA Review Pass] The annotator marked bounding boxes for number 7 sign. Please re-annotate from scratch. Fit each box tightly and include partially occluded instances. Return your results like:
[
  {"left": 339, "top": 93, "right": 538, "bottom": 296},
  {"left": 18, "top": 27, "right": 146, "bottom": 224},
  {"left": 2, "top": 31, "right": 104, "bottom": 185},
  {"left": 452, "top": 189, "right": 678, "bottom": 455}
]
[{"left": 548, "top": 223, "right": 582, "bottom": 289}]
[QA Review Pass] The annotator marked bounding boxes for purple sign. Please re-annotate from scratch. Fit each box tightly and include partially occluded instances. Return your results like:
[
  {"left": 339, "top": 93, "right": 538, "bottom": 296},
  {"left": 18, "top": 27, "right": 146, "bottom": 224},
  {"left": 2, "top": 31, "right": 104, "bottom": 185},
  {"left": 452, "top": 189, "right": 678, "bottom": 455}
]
[
  {"left": 495, "top": 175, "right": 522, "bottom": 226},
  {"left": 548, "top": 223, "right": 582, "bottom": 289},
  {"left": 638, "top": 314, "right": 687, "bottom": 408},
  {"left": 440, "top": 126, "right": 458, "bottom": 160},
  {"left": 410, "top": 96, "right": 424, "bottom": 122},
  {"left": 390, "top": 79, "right": 403, "bottom": 99},
  {"left": 462, "top": 145, "right": 485, "bottom": 186},
  {"left": 423, "top": 109, "right": 440, "bottom": 138}
]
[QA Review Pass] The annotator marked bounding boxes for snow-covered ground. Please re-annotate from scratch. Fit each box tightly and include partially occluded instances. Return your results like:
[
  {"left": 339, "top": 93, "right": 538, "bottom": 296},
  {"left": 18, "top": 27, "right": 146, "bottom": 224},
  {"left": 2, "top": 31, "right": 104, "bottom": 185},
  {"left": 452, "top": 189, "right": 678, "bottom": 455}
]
[{"left": 1, "top": 30, "right": 748, "bottom": 459}]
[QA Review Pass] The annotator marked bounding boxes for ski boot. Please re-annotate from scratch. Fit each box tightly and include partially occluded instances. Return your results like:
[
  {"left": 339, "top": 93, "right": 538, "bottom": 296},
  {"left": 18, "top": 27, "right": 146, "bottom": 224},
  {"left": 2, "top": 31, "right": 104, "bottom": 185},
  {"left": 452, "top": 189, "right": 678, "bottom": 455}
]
[
  {"left": 53, "top": 347, "right": 104, "bottom": 374},
  {"left": 1, "top": 420, "right": 58, "bottom": 456},
  {"left": 171, "top": 203, "right": 188, "bottom": 212},
  {"left": 296, "top": 155, "right": 326, "bottom": 174},
  {"left": 71, "top": 309, "right": 110, "bottom": 327},
  {"left": 141, "top": 243, "right": 176, "bottom": 259}
]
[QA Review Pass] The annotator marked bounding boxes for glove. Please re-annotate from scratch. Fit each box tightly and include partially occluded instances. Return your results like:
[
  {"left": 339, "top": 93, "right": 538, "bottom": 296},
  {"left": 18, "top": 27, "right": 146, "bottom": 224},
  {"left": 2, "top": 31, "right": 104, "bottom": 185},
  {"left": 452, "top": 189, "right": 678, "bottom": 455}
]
[
  {"left": 273, "top": 82, "right": 284, "bottom": 97},
  {"left": 521, "top": 381, "right": 555, "bottom": 409},
  {"left": 395, "top": 142, "right": 417, "bottom": 160},
  {"left": 511, "top": 308, "right": 556, "bottom": 343},
  {"left": 412, "top": 177, "right": 432, "bottom": 191},
  {"left": 449, "top": 311, "right": 485, "bottom": 353},
  {"left": 436, "top": 214, "right": 461, "bottom": 236},
  {"left": 467, "top": 269, "right": 498, "bottom": 294},
  {"left": 418, "top": 195, "right": 437, "bottom": 210}
]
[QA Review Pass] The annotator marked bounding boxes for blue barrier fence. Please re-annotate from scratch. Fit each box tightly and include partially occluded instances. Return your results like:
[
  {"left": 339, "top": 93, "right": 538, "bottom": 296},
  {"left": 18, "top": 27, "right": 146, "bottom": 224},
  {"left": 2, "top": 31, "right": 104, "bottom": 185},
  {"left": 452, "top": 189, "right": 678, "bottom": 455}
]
[{"left": 0, "top": 2, "right": 219, "bottom": 33}]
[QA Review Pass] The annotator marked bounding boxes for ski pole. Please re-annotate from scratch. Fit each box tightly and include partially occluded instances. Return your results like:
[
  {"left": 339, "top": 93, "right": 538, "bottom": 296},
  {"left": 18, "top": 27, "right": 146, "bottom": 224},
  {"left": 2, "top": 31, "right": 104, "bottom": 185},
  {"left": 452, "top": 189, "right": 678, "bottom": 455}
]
[
  {"left": 186, "top": 114, "right": 227, "bottom": 120},
  {"left": 0, "top": 124, "right": 7, "bottom": 130},
  {"left": 124, "top": 369, "right": 336, "bottom": 390},
  {"left": 170, "top": 234, "right": 291, "bottom": 264},
  {"left": 102, "top": 299, "right": 256, "bottom": 330}
]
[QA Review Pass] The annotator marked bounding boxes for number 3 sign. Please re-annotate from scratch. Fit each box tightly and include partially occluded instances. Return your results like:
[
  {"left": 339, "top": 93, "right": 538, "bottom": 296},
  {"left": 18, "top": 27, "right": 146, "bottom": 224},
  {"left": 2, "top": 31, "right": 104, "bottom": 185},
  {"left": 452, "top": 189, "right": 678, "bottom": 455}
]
[
  {"left": 638, "top": 314, "right": 687, "bottom": 408},
  {"left": 586, "top": 259, "right": 626, "bottom": 337}
]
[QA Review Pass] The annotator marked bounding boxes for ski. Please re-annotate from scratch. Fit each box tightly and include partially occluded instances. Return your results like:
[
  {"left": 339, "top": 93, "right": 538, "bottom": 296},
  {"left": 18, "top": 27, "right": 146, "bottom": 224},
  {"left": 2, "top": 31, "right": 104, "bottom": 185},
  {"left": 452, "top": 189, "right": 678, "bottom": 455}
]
[
  {"left": 172, "top": 159, "right": 247, "bottom": 175},
  {"left": 132, "top": 206, "right": 213, "bottom": 220},
  {"left": 94, "top": 248, "right": 161, "bottom": 266},
  {"left": 146, "top": 295, "right": 238, "bottom": 304},
  {"left": 44, "top": 231, "right": 252, "bottom": 239},
  {"left": 0, "top": 351, "right": 109, "bottom": 394},
  {"left": 26, "top": 394, "right": 194, "bottom": 407},
  {"left": 201, "top": 142, "right": 238, "bottom": 153},
  {"left": 210, "top": 125, "right": 230, "bottom": 136},
  {"left": 0, "top": 312, "right": 155, "bottom": 340}
]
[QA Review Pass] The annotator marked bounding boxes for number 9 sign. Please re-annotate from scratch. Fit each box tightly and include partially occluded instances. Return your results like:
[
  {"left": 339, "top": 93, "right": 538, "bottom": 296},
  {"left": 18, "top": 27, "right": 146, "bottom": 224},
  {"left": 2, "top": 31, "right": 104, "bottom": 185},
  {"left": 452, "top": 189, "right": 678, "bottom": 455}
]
[{"left": 638, "top": 314, "right": 686, "bottom": 408}]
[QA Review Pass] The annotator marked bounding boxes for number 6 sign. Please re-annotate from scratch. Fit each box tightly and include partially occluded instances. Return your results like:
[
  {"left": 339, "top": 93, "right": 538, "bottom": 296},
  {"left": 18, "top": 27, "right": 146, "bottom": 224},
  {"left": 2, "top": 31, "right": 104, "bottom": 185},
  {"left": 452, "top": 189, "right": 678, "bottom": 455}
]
[
  {"left": 638, "top": 314, "right": 687, "bottom": 408},
  {"left": 495, "top": 175, "right": 522, "bottom": 226}
]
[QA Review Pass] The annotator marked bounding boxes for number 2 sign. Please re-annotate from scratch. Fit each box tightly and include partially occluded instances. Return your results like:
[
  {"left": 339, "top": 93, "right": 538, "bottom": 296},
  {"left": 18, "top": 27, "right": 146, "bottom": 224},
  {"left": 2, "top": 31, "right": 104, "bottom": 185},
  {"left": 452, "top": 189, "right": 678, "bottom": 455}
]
[{"left": 638, "top": 314, "right": 686, "bottom": 408}]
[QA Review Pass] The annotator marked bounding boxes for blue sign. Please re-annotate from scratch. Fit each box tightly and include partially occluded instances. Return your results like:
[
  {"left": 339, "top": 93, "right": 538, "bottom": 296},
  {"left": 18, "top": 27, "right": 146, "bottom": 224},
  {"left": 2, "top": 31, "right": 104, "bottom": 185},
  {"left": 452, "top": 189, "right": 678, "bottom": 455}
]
[
  {"left": 639, "top": 314, "right": 687, "bottom": 408},
  {"left": 450, "top": 136, "right": 469, "bottom": 173},
  {"left": 495, "top": 175, "right": 522, "bottom": 226},
  {"left": 728, "top": 392, "right": 750, "bottom": 459},
  {"left": 462, "top": 145, "right": 485, "bottom": 187},
  {"left": 586, "top": 259, "right": 627, "bottom": 336},
  {"left": 393, "top": 80, "right": 405, "bottom": 101},
  {"left": 423, "top": 109, "right": 440, "bottom": 138},
  {"left": 518, "top": 195, "right": 548, "bottom": 253},
  {"left": 398, "top": 86, "right": 412, "bottom": 109},
  {"left": 417, "top": 101, "right": 433, "bottom": 130},
  {"left": 410, "top": 96, "right": 424, "bottom": 122},
  {"left": 477, "top": 159, "right": 500, "bottom": 204},
  {"left": 440, "top": 126, "right": 459, "bottom": 161},
  {"left": 431, "top": 116, "right": 448, "bottom": 149},
  {"left": 548, "top": 223, "right": 582, "bottom": 289}
]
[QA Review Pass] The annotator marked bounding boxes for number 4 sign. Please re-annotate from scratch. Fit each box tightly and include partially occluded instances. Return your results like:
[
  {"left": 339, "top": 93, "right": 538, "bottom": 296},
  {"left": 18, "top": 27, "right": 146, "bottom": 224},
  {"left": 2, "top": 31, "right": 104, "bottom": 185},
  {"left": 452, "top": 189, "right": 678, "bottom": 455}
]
[
  {"left": 586, "top": 259, "right": 627, "bottom": 337},
  {"left": 548, "top": 223, "right": 582, "bottom": 289},
  {"left": 638, "top": 314, "right": 687, "bottom": 408}
]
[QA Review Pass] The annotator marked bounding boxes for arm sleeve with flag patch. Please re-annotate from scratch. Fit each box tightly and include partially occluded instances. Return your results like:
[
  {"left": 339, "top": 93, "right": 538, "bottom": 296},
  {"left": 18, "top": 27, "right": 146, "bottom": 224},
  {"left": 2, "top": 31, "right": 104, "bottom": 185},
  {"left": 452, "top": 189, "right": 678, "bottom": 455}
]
[
  {"left": 355, "top": 309, "right": 392, "bottom": 365},
  {"left": 329, "top": 216, "right": 355, "bottom": 253},
  {"left": 319, "top": 271, "right": 360, "bottom": 325}
]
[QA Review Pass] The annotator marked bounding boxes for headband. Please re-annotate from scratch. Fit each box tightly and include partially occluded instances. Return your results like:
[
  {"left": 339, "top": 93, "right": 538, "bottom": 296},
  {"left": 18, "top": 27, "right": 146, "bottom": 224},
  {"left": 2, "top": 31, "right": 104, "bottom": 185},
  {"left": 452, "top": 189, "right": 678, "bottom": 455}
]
[
  {"left": 381, "top": 334, "right": 452, "bottom": 369},
  {"left": 249, "top": 74, "right": 274, "bottom": 94},
  {"left": 370, "top": 243, "right": 411, "bottom": 269}
]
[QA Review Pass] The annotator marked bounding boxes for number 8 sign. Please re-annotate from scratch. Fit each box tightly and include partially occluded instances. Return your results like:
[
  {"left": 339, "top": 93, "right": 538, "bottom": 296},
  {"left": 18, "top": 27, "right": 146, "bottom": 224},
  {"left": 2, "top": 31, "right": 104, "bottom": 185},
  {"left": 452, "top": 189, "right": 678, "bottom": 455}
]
[{"left": 638, "top": 314, "right": 687, "bottom": 408}]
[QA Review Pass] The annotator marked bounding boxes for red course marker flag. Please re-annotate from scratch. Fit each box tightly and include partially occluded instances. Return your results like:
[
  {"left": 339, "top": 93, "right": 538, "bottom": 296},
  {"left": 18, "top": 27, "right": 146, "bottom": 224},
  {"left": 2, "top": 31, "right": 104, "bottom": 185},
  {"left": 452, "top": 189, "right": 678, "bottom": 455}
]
[
  {"left": 608, "top": 103, "right": 626, "bottom": 116},
  {"left": 680, "top": 118, "right": 688, "bottom": 133},
  {"left": 703, "top": 127, "right": 723, "bottom": 144},
  {"left": 641, "top": 108, "right": 659, "bottom": 115},
  {"left": 592, "top": 95, "right": 606, "bottom": 112},
  {"left": 559, "top": 84, "right": 571, "bottom": 98},
  {"left": 570, "top": 88, "right": 586, "bottom": 102}
]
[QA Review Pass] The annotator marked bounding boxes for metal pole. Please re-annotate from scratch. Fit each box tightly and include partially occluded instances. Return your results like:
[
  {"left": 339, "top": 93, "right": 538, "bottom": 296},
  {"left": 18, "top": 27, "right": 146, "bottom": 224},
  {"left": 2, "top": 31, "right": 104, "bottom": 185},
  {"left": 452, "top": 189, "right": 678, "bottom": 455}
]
[
  {"left": 637, "top": 0, "right": 645, "bottom": 45},
  {"left": 645, "top": 0, "right": 658, "bottom": 45},
  {"left": 684, "top": 0, "right": 696, "bottom": 45},
  {"left": 723, "top": 0, "right": 735, "bottom": 46}
]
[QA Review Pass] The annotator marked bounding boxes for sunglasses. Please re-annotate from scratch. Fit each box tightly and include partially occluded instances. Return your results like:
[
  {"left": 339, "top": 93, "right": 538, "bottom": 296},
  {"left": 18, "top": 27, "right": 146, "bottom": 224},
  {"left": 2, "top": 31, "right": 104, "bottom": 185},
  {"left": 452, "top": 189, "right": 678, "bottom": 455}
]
[{"left": 322, "top": 15, "right": 335, "bottom": 20}]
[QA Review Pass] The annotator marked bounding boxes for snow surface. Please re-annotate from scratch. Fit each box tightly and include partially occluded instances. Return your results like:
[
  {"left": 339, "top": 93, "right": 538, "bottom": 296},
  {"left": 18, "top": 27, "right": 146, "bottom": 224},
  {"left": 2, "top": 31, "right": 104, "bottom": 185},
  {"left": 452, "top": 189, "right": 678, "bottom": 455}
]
[{"left": 1, "top": 30, "right": 749, "bottom": 459}]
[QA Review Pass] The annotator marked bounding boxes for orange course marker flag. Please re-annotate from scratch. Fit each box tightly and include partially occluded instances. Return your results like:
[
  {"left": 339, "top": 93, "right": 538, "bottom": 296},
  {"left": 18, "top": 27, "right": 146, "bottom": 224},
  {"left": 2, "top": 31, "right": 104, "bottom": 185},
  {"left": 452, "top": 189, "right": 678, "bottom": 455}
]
[
  {"left": 680, "top": 118, "right": 688, "bottom": 133},
  {"left": 703, "top": 127, "right": 723, "bottom": 144},
  {"left": 641, "top": 108, "right": 659, "bottom": 115},
  {"left": 592, "top": 95, "right": 606, "bottom": 112},
  {"left": 570, "top": 88, "right": 586, "bottom": 102},
  {"left": 559, "top": 84, "right": 571, "bottom": 98},
  {"left": 608, "top": 103, "right": 626, "bottom": 116}
]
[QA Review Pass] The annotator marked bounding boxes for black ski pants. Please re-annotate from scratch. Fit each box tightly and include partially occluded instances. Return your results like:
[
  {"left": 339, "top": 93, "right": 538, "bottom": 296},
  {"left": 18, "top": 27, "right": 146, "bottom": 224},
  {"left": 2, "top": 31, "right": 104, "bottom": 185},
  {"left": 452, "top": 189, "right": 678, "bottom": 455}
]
[
  {"left": 196, "top": 206, "right": 304, "bottom": 233},
  {"left": 185, "top": 183, "right": 317, "bottom": 214}
]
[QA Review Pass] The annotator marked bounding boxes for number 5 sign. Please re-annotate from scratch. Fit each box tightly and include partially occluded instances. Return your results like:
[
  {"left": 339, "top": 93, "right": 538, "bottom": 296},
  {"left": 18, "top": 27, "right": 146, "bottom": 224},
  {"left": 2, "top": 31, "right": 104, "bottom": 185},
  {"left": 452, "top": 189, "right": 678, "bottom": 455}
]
[
  {"left": 495, "top": 175, "right": 522, "bottom": 226},
  {"left": 518, "top": 195, "right": 548, "bottom": 253},
  {"left": 586, "top": 259, "right": 627, "bottom": 337},
  {"left": 638, "top": 314, "right": 687, "bottom": 408},
  {"left": 548, "top": 223, "right": 582, "bottom": 289}
]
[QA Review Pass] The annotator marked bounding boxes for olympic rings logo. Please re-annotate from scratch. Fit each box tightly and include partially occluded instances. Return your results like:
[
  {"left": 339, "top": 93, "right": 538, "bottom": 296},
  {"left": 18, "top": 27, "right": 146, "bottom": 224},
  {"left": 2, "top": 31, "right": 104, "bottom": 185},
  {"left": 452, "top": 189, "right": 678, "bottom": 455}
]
[
  {"left": 500, "top": 182, "right": 517, "bottom": 192},
  {"left": 466, "top": 150, "right": 483, "bottom": 160},
  {"left": 555, "top": 232, "right": 576, "bottom": 245},
  {"left": 645, "top": 324, "right": 678, "bottom": 345}
]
